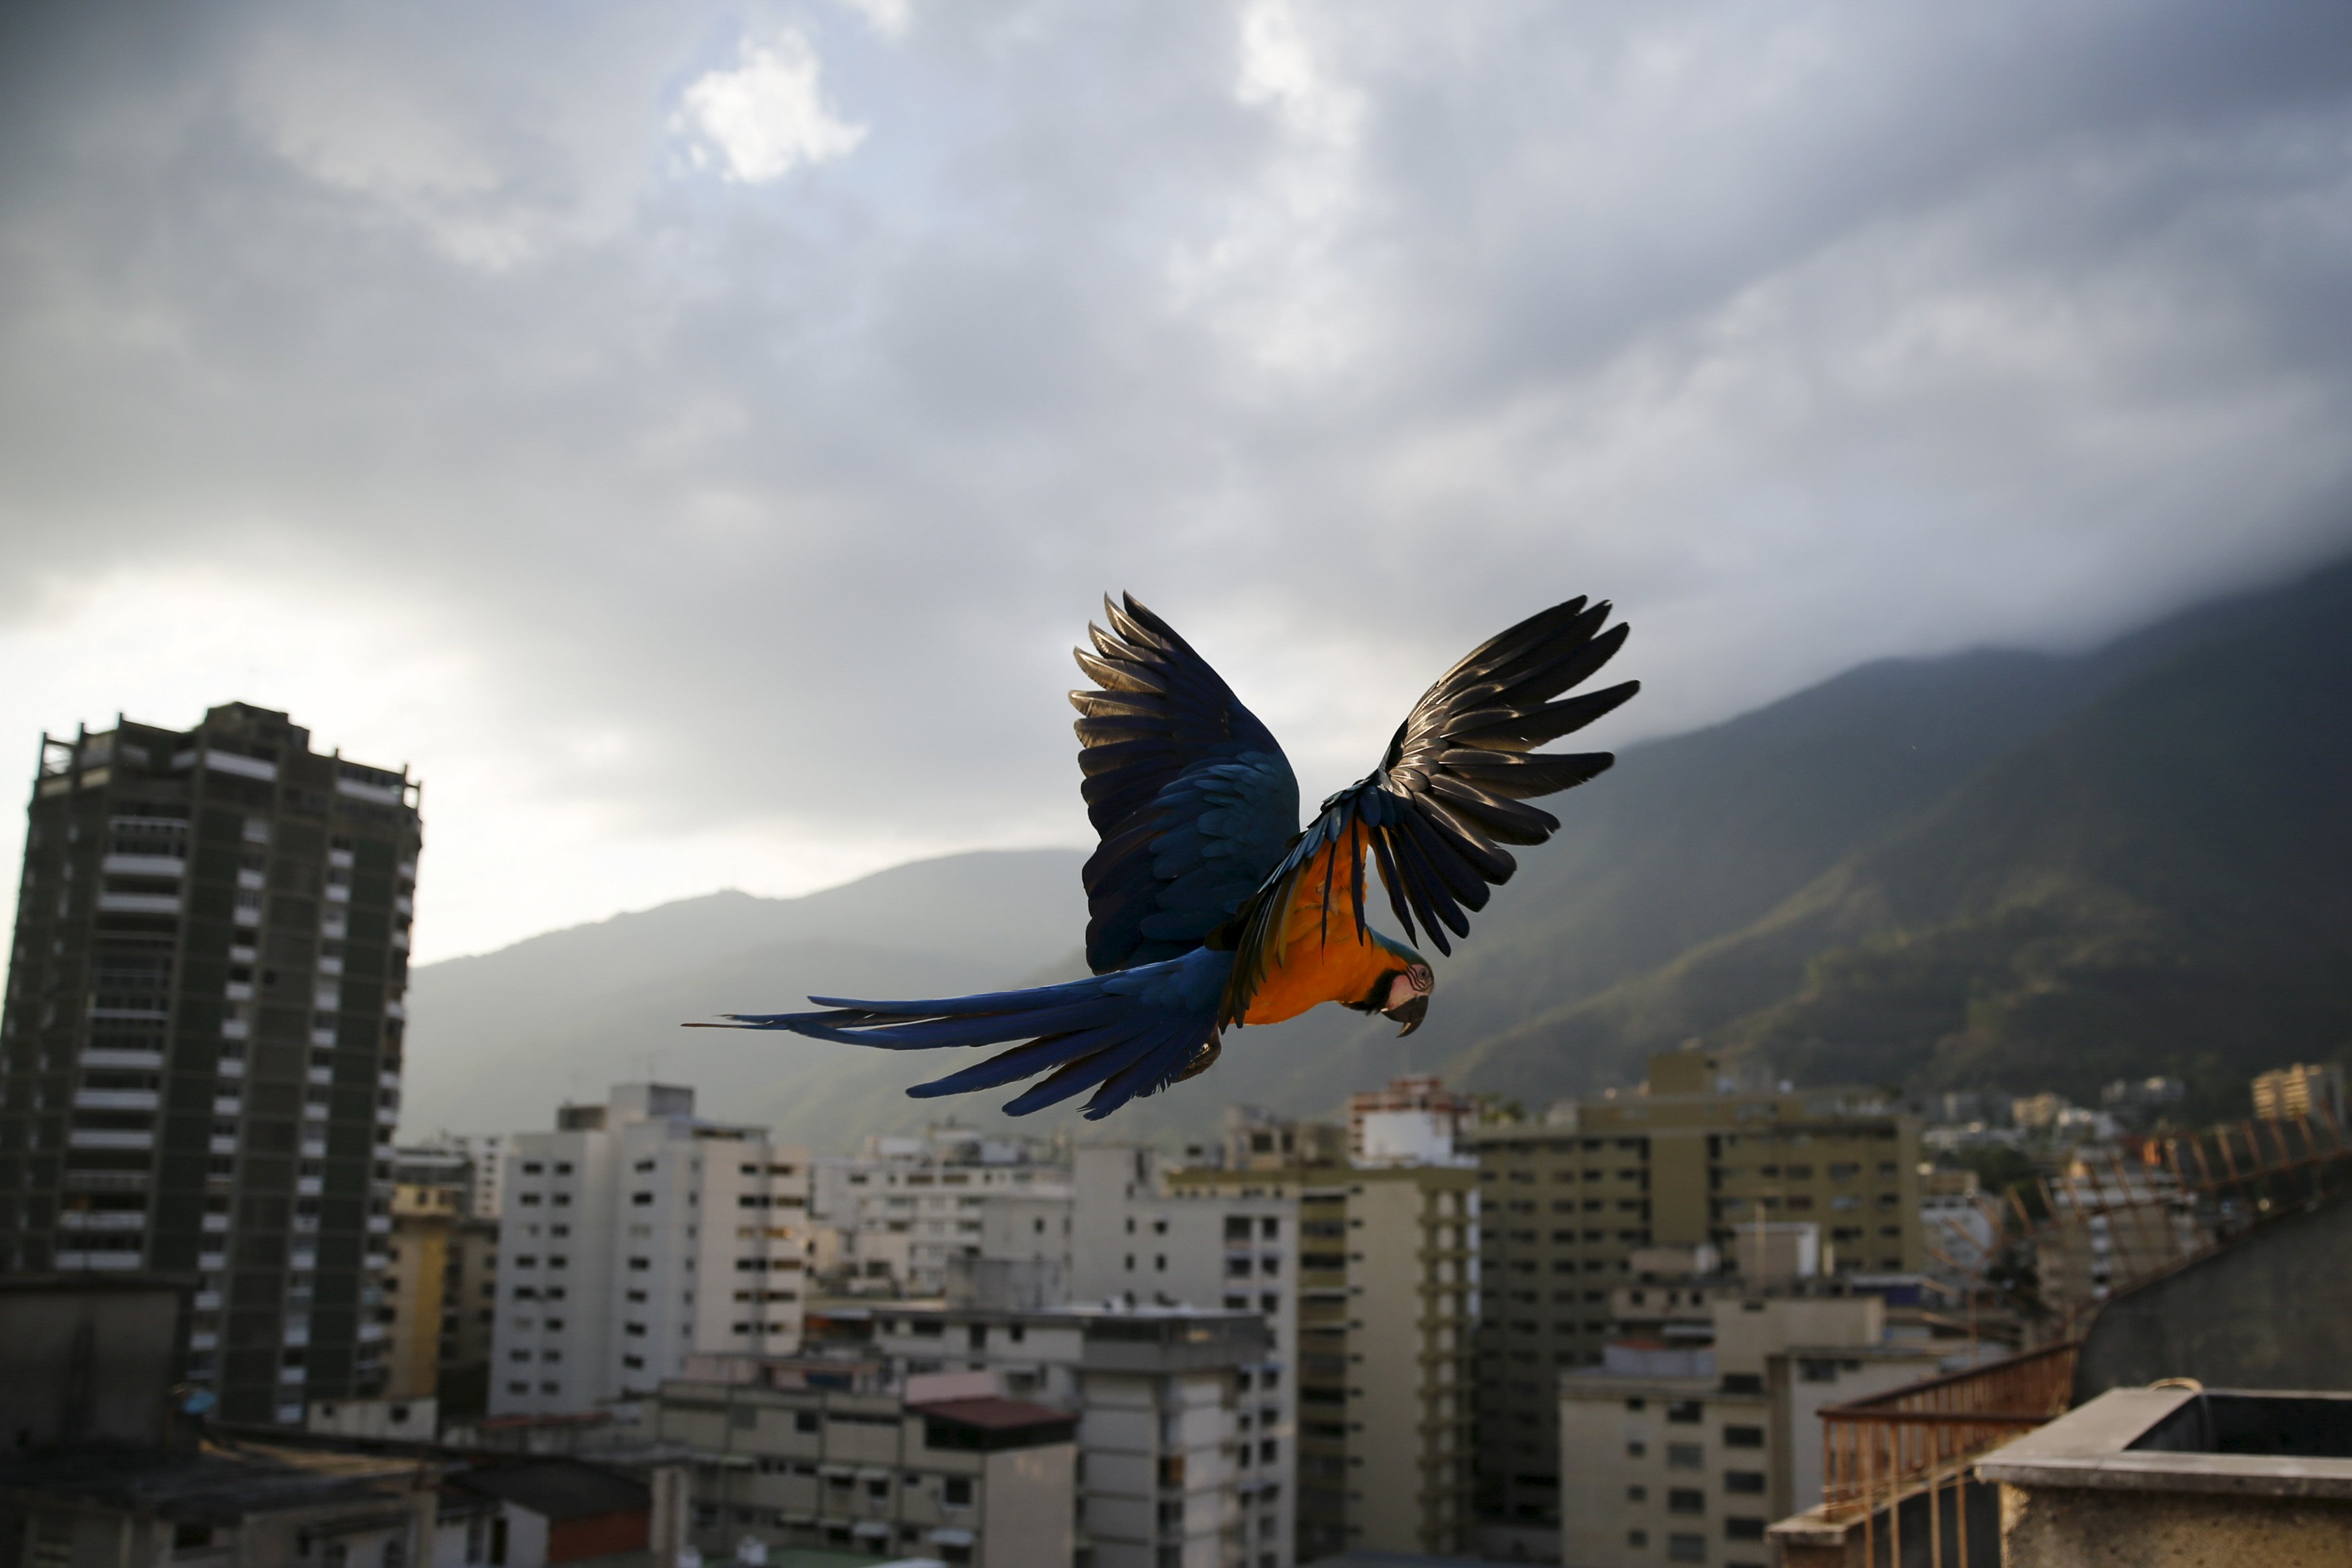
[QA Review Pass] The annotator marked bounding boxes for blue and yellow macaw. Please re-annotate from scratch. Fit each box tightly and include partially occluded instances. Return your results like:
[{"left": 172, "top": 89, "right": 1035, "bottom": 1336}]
[{"left": 700, "top": 593, "right": 1636, "bottom": 1119}]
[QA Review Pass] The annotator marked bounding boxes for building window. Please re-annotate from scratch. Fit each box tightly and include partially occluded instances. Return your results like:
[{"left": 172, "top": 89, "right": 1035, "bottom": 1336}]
[
  {"left": 1724, "top": 1471, "right": 1765, "bottom": 1494},
  {"left": 1724, "top": 1425, "right": 1765, "bottom": 1448},
  {"left": 943, "top": 1477, "right": 972, "bottom": 1507},
  {"left": 1727, "top": 1517, "right": 1766, "bottom": 1540},
  {"left": 1667, "top": 1444, "right": 1703, "bottom": 1469},
  {"left": 1668, "top": 1489, "right": 1704, "bottom": 1515},
  {"left": 1667, "top": 1400, "right": 1703, "bottom": 1424},
  {"left": 1668, "top": 1534, "right": 1706, "bottom": 1563}
]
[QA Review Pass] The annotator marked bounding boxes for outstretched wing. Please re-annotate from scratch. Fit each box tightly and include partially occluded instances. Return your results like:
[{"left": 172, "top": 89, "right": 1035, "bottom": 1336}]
[
  {"left": 1224, "top": 595, "right": 1635, "bottom": 1018},
  {"left": 1072, "top": 594, "right": 1300, "bottom": 973}
]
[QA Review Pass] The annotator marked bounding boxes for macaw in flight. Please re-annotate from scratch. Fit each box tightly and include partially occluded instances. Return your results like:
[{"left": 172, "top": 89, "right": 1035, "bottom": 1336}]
[{"left": 697, "top": 593, "right": 1636, "bottom": 1119}]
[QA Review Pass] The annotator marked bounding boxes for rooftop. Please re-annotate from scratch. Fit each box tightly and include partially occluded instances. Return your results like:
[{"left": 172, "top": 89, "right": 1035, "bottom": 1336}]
[
  {"left": 448, "top": 1459, "right": 648, "bottom": 1521},
  {"left": 0, "top": 1437, "right": 433, "bottom": 1524},
  {"left": 1979, "top": 1386, "right": 2352, "bottom": 1501}
]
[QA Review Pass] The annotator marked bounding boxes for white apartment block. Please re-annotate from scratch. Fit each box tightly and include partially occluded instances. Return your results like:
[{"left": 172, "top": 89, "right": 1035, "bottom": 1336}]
[
  {"left": 810, "top": 1125, "right": 1071, "bottom": 1295},
  {"left": 855, "top": 1302, "right": 1276, "bottom": 1568},
  {"left": 1069, "top": 1143, "right": 1298, "bottom": 1568},
  {"left": 487, "top": 1084, "right": 808, "bottom": 1417}
]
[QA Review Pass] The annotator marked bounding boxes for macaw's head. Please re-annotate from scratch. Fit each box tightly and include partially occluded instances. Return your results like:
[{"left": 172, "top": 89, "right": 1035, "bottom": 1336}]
[{"left": 1355, "top": 935, "right": 1434, "bottom": 1035}]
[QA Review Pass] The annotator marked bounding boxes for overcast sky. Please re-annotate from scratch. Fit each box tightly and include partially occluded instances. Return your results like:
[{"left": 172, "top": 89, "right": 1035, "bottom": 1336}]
[{"left": 4, "top": 0, "right": 2350, "bottom": 965}]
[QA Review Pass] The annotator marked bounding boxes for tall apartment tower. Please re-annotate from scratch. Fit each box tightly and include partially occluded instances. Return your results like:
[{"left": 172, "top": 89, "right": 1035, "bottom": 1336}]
[
  {"left": 1167, "top": 1113, "right": 1478, "bottom": 1562},
  {"left": 0, "top": 703, "right": 420, "bottom": 1424},
  {"left": 1068, "top": 1143, "right": 1300, "bottom": 1568},
  {"left": 488, "top": 1083, "right": 810, "bottom": 1417}
]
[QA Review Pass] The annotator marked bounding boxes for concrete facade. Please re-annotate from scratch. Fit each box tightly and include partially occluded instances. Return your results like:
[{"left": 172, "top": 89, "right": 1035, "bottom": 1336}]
[
  {"left": 1979, "top": 1385, "right": 2352, "bottom": 1568},
  {"left": 1472, "top": 1053, "right": 1922, "bottom": 1545},
  {"left": 653, "top": 1372, "right": 1078, "bottom": 1568},
  {"left": 2074, "top": 1184, "right": 2352, "bottom": 1400},
  {"left": 1167, "top": 1141, "right": 1478, "bottom": 1562},
  {"left": 0, "top": 703, "right": 419, "bottom": 1423},
  {"left": 808, "top": 1125, "right": 1070, "bottom": 1297},
  {"left": 842, "top": 1301, "right": 1275, "bottom": 1568},
  {"left": 1068, "top": 1143, "right": 1298, "bottom": 1568},
  {"left": 488, "top": 1084, "right": 808, "bottom": 1417},
  {"left": 1554, "top": 1295, "right": 1939, "bottom": 1568}
]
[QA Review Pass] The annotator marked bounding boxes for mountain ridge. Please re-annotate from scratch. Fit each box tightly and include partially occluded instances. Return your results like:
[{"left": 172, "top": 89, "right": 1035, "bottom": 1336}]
[{"left": 400, "top": 557, "right": 2352, "bottom": 1146}]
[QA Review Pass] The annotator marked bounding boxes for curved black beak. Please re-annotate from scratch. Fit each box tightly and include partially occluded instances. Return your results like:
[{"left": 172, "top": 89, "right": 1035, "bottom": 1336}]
[{"left": 1387, "top": 993, "right": 1428, "bottom": 1037}]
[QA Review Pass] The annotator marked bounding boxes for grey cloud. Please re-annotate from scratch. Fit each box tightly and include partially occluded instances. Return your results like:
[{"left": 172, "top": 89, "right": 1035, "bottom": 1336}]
[{"left": 3, "top": 0, "right": 2351, "bottom": 947}]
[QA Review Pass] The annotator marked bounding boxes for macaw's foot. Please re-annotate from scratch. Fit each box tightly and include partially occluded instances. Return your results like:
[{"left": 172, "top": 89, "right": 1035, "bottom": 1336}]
[{"left": 1173, "top": 1036, "right": 1223, "bottom": 1083}]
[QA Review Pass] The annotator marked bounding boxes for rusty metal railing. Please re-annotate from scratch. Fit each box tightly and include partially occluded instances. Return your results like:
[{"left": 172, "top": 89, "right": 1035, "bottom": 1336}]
[{"left": 1816, "top": 1340, "right": 2078, "bottom": 1566}]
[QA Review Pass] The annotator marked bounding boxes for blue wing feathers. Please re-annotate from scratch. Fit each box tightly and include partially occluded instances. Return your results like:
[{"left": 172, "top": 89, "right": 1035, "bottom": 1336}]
[
  {"left": 1074, "top": 596, "right": 1302, "bottom": 973},
  {"left": 716, "top": 948, "right": 1230, "bottom": 1121}
]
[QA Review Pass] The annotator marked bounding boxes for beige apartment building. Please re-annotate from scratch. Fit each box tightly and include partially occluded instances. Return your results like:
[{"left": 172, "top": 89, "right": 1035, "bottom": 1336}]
[
  {"left": 1167, "top": 1116, "right": 1478, "bottom": 1562},
  {"left": 1556, "top": 1295, "right": 1941, "bottom": 1568},
  {"left": 1470, "top": 1051, "right": 1923, "bottom": 1551}
]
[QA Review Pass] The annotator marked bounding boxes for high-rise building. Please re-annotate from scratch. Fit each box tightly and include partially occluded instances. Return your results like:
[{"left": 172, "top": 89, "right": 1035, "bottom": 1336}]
[
  {"left": 487, "top": 1084, "right": 808, "bottom": 1418},
  {"left": 1166, "top": 1111, "right": 1478, "bottom": 1562},
  {"left": 1068, "top": 1143, "right": 1299, "bottom": 1568},
  {"left": 0, "top": 703, "right": 420, "bottom": 1424},
  {"left": 1468, "top": 1050, "right": 1923, "bottom": 1555}
]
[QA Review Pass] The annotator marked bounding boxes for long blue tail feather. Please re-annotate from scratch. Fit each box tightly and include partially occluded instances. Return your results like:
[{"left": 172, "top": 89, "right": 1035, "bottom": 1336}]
[{"left": 702, "top": 947, "right": 1232, "bottom": 1121}]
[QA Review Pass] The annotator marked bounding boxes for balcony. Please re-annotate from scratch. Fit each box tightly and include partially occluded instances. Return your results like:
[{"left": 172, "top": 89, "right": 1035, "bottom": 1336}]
[
  {"left": 81, "top": 1049, "right": 163, "bottom": 1071},
  {"left": 58, "top": 1211, "right": 145, "bottom": 1231},
  {"left": 205, "top": 750, "right": 278, "bottom": 783},
  {"left": 69, "top": 1130, "right": 154, "bottom": 1150},
  {"left": 1772, "top": 1340, "right": 2078, "bottom": 1568},
  {"left": 74, "top": 1089, "right": 159, "bottom": 1113},
  {"left": 54, "top": 1252, "right": 142, "bottom": 1270},
  {"left": 63, "top": 1169, "right": 148, "bottom": 1192},
  {"left": 97, "top": 892, "right": 182, "bottom": 915},
  {"left": 101, "top": 854, "right": 184, "bottom": 877}
]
